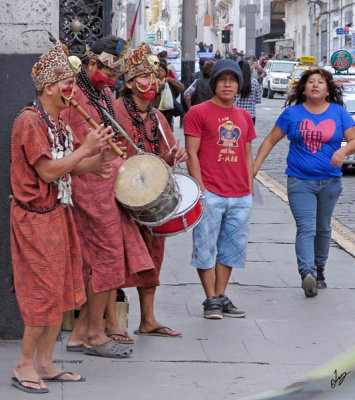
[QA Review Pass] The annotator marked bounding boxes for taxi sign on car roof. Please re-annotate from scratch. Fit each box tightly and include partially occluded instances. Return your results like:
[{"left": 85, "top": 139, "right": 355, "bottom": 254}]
[{"left": 299, "top": 56, "right": 316, "bottom": 64}]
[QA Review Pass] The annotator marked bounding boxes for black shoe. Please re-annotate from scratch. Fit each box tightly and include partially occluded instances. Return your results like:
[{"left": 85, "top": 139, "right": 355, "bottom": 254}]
[
  {"left": 302, "top": 273, "right": 318, "bottom": 297},
  {"left": 316, "top": 267, "right": 327, "bottom": 289},
  {"left": 202, "top": 296, "right": 223, "bottom": 319},
  {"left": 218, "top": 294, "right": 246, "bottom": 318}
]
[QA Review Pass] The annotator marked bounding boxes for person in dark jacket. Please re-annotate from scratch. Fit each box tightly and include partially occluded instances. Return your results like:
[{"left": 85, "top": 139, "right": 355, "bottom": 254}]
[{"left": 184, "top": 61, "right": 215, "bottom": 109}]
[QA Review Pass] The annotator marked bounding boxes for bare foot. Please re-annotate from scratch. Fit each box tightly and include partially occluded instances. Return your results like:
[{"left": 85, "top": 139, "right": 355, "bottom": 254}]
[
  {"left": 13, "top": 365, "right": 47, "bottom": 390},
  {"left": 37, "top": 367, "right": 83, "bottom": 382},
  {"left": 138, "top": 322, "right": 181, "bottom": 337}
]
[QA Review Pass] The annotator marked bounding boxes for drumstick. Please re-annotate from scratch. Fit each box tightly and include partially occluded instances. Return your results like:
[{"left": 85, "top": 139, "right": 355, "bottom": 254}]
[{"left": 70, "top": 99, "right": 127, "bottom": 159}]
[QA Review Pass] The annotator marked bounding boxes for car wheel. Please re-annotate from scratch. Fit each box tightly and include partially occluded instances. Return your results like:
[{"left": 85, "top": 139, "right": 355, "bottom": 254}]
[
  {"left": 341, "top": 164, "right": 349, "bottom": 172},
  {"left": 267, "top": 84, "right": 274, "bottom": 99},
  {"left": 262, "top": 87, "right": 268, "bottom": 98}
]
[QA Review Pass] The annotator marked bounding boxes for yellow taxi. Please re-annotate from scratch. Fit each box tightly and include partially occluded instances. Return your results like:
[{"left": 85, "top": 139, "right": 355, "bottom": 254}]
[{"left": 288, "top": 56, "right": 317, "bottom": 91}]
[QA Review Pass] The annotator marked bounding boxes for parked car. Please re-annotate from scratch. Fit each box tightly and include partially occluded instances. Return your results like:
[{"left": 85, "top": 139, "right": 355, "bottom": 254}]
[
  {"left": 262, "top": 60, "right": 298, "bottom": 99},
  {"left": 287, "top": 56, "right": 317, "bottom": 93},
  {"left": 342, "top": 91, "right": 355, "bottom": 170}
]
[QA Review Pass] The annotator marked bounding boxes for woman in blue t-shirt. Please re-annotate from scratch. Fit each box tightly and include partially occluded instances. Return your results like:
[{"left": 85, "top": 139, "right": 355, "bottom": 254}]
[{"left": 254, "top": 68, "right": 355, "bottom": 298}]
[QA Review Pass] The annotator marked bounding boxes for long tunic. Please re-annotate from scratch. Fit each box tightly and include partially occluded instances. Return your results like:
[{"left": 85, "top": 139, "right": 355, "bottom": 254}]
[
  {"left": 61, "top": 88, "right": 157, "bottom": 293},
  {"left": 115, "top": 97, "right": 176, "bottom": 272},
  {"left": 10, "top": 107, "right": 86, "bottom": 326}
]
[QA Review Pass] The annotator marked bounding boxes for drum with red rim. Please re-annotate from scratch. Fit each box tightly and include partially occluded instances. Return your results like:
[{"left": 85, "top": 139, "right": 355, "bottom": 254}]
[{"left": 151, "top": 173, "right": 203, "bottom": 237}]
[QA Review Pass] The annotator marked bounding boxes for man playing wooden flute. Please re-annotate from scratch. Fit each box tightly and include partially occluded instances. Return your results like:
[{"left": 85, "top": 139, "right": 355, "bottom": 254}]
[
  {"left": 10, "top": 37, "right": 113, "bottom": 393},
  {"left": 62, "top": 36, "right": 159, "bottom": 356}
]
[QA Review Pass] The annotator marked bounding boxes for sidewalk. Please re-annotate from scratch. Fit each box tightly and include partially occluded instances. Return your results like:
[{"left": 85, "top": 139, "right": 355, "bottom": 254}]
[{"left": 1, "top": 180, "right": 355, "bottom": 399}]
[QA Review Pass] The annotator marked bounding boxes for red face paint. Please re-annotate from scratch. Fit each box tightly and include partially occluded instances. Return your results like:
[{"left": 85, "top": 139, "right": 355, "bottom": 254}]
[
  {"left": 139, "top": 83, "right": 157, "bottom": 100},
  {"left": 61, "top": 86, "right": 74, "bottom": 97},
  {"left": 92, "top": 71, "right": 116, "bottom": 90}
]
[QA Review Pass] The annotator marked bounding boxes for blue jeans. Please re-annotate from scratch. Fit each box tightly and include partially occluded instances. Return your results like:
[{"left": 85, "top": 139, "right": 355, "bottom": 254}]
[{"left": 287, "top": 176, "right": 342, "bottom": 279}]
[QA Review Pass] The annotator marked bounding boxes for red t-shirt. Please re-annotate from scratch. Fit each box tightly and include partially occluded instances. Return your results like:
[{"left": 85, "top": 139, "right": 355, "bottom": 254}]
[{"left": 184, "top": 100, "right": 256, "bottom": 197}]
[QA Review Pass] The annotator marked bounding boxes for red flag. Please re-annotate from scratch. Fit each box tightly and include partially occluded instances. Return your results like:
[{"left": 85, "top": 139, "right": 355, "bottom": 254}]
[{"left": 130, "top": 0, "right": 142, "bottom": 40}]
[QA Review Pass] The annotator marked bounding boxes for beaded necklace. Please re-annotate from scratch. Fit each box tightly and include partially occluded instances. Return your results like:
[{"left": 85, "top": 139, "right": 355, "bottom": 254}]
[
  {"left": 76, "top": 70, "right": 120, "bottom": 139},
  {"left": 33, "top": 100, "right": 74, "bottom": 207},
  {"left": 122, "top": 95, "right": 160, "bottom": 155}
]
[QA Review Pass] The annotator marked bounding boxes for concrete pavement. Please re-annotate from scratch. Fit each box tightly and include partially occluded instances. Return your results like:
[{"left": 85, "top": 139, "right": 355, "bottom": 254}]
[{"left": 1, "top": 179, "right": 355, "bottom": 399}]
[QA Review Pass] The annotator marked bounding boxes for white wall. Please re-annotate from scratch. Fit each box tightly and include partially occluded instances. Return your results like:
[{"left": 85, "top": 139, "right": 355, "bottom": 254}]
[
  {"left": 284, "top": 0, "right": 310, "bottom": 59},
  {"left": 0, "top": 0, "right": 59, "bottom": 54}
]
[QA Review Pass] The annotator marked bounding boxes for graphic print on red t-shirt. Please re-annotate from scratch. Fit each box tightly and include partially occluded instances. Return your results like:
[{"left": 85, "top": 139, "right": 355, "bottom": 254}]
[{"left": 217, "top": 119, "right": 241, "bottom": 162}]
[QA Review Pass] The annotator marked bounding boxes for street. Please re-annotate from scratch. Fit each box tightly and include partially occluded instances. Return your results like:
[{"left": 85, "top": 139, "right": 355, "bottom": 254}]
[{"left": 254, "top": 95, "right": 355, "bottom": 234}]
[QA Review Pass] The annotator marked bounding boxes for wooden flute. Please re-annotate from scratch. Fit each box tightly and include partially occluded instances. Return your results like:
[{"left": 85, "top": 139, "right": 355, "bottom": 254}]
[{"left": 69, "top": 99, "right": 127, "bottom": 159}]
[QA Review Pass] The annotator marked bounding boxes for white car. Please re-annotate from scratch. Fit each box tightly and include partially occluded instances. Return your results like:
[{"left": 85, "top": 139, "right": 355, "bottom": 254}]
[{"left": 262, "top": 60, "right": 298, "bottom": 99}]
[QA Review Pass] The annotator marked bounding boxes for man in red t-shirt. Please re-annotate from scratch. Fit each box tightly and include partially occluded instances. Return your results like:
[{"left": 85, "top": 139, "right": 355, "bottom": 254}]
[{"left": 184, "top": 59, "right": 256, "bottom": 319}]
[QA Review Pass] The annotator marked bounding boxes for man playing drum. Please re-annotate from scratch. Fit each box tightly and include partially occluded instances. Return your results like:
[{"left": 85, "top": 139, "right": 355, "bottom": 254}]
[
  {"left": 116, "top": 42, "right": 188, "bottom": 337},
  {"left": 62, "top": 36, "right": 157, "bottom": 357},
  {"left": 10, "top": 37, "right": 114, "bottom": 393},
  {"left": 184, "top": 59, "right": 255, "bottom": 320}
]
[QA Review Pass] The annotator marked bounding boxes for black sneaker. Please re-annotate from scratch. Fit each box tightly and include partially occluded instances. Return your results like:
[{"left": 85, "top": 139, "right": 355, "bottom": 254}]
[
  {"left": 202, "top": 296, "right": 223, "bottom": 319},
  {"left": 301, "top": 273, "right": 318, "bottom": 297},
  {"left": 218, "top": 294, "right": 246, "bottom": 318},
  {"left": 316, "top": 267, "right": 327, "bottom": 289}
]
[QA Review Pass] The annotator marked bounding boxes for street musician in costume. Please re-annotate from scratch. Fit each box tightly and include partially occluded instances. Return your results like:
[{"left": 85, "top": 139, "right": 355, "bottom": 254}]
[
  {"left": 115, "top": 42, "right": 187, "bottom": 337},
  {"left": 62, "top": 36, "right": 158, "bottom": 356},
  {"left": 10, "top": 38, "right": 114, "bottom": 393}
]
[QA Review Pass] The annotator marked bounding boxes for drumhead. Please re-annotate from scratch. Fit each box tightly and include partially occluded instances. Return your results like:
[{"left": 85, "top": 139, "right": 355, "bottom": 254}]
[
  {"left": 174, "top": 174, "right": 200, "bottom": 215},
  {"left": 115, "top": 154, "right": 168, "bottom": 207}
]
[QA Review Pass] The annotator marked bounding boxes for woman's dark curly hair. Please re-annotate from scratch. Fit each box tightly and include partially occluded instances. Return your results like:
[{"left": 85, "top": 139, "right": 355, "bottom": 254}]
[{"left": 285, "top": 68, "right": 344, "bottom": 107}]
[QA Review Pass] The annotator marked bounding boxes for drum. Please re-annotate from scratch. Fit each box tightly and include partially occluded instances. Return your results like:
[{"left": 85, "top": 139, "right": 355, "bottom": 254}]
[
  {"left": 114, "top": 154, "right": 180, "bottom": 226},
  {"left": 151, "top": 173, "right": 203, "bottom": 237}
]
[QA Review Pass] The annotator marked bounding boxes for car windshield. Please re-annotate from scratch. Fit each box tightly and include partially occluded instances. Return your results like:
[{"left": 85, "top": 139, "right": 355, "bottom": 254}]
[
  {"left": 294, "top": 68, "right": 307, "bottom": 79},
  {"left": 271, "top": 63, "right": 295, "bottom": 73},
  {"left": 344, "top": 98, "right": 355, "bottom": 113}
]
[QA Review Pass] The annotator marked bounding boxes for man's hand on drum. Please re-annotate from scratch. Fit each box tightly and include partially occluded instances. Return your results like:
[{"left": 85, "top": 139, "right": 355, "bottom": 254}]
[
  {"left": 163, "top": 140, "right": 188, "bottom": 166},
  {"left": 82, "top": 124, "right": 114, "bottom": 153}
]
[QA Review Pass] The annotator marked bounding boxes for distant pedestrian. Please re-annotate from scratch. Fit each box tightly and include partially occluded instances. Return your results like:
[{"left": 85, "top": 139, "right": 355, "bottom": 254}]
[
  {"left": 184, "top": 60, "right": 214, "bottom": 109},
  {"left": 214, "top": 49, "right": 222, "bottom": 60},
  {"left": 254, "top": 68, "right": 355, "bottom": 297},
  {"left": 234, "top": 60, "right": 261, "bottom": 125},
  {"left": 318, "top": 56, "right": 327, "bottom": 67},
  {"left": 184, "top": 60, "right": 256, "bottom": 319}
]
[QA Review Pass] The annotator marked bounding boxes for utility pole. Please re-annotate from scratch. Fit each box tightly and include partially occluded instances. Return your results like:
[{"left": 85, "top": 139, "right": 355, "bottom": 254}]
[{"left": 181, "top": 0, "right": 196, "bottom": 89}]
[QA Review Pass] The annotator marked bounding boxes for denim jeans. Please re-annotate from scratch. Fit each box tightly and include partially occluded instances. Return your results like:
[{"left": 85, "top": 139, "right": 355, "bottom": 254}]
[{"left": 287, "top": 176, "right": 342, "bottom": 279}]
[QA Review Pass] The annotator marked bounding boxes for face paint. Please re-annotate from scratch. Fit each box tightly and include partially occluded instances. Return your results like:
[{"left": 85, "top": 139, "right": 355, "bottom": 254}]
[
  {"left": 92, "top": 70, "right": 116, "bottom": 90},
  {"left": 136, "top": 81, "right": 157, "bottom": 100}
]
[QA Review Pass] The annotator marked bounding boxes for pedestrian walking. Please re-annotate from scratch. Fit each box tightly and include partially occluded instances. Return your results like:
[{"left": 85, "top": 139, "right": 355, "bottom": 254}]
[
  {"left": 234, "top": 60, "right": 261, "bottom": 125},
  {"left": 184, "top": 59, "right": 256, "bottom": 319},
  {"left": 10, "top": 36, "right": 114, "bottom": 393},
  {"left": 153, "top": 61, "right": 185, "bottom": 130},
  {"left": 184, "top": 60, "right": 214, "bottom": 110},
  {"left": 254, "top": 68, "right": 355, "bottom": 297}
]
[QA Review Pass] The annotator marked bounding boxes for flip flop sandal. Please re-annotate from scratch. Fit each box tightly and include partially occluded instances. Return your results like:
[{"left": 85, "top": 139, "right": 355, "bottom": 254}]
[
  {"left": 11, "top": 377, "right": 49, "bottom": 394},
  {"left": 83, "top": 339, "right": 133, "bottom": 358},
  {"left": 66, "top": 343, "right": 91, "bottom": 352},
  {"left": 133, "top": 326, "right": 182, "bottom": 337},
  {"left": 106, "top": 333, "right": 134, "bottom": 344},
  {"left": 43, "top": 371, "right": 86, "bottom": 382}
]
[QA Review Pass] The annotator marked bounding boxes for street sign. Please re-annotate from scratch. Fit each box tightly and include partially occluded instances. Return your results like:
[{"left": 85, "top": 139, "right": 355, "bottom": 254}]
[
  {"left": 331, "top": 50, "right": 352, "bottom": 71},
  {"left": 335, "top": 27, "right": 350, "bottom": 35}
]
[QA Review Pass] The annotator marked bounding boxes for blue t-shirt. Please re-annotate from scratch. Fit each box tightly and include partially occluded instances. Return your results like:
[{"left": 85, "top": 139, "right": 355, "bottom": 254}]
[{"left": 276, "top": 103, "right": 354, "bottom": 179}]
